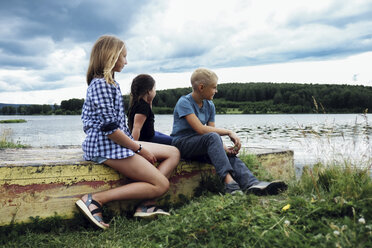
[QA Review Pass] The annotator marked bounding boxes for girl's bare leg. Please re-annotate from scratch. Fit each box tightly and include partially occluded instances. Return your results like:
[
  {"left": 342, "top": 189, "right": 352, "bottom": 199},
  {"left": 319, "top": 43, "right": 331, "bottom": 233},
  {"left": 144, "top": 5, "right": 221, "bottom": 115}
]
[
  {"left": 138, "top": 141, "right": 180, "bottom": 178},
  {"left": 133, "top": 142, "right": 180, "bottom": 211},
  {"left": 80, "top": 154, "right": 170, "bottom": 227}
]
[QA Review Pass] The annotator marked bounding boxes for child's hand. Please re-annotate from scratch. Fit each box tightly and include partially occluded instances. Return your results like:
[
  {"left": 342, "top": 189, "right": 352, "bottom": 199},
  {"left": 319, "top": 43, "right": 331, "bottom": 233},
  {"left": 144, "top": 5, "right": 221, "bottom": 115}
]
[
  {"left": 225, "top": 146, "right": 239, "bottom": 156},
  {"left": 228, "top": 132, "right": 241, "bottom": 152},
  {"left": 139, "top": 147, "right": 157, "bottom": 164}
]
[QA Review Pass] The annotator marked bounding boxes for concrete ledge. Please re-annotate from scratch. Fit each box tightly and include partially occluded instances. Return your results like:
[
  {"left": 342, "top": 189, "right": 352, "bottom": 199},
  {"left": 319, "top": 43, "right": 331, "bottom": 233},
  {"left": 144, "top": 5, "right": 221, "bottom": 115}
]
[{"left": 0, "top": 147, "right": 293, "bottom": 226}]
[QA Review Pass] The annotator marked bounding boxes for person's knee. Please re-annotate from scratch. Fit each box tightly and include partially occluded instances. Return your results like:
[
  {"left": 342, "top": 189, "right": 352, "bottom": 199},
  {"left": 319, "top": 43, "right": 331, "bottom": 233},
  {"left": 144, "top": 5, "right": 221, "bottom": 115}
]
[
  {"left": 154, "top": 176, "right": 170, "bottom": 197},
  {"left": 170, "top": 146, "right": 181, "bottom": 160},
  {"left": 159, "top": 178, "right": 170, "bottom": 195},
  {"left": 163, "top": 145, "right": 180, "bottom": 165},
  {"left": 205, "top": 132, "right": 222, "bottom": 144}
]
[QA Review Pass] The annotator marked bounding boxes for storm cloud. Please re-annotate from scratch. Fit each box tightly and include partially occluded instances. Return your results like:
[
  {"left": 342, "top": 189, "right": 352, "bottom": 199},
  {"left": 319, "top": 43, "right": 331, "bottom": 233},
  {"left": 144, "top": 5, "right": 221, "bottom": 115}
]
[{"left": 0, "top": 0, "right": 371, "bottom": 103}]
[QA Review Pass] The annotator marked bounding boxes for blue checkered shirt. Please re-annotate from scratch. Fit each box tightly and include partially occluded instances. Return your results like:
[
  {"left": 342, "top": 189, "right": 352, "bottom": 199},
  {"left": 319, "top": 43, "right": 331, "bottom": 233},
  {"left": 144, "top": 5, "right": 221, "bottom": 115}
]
[{"left": 81, "top": 78, "right": 134, "bottom": 160}]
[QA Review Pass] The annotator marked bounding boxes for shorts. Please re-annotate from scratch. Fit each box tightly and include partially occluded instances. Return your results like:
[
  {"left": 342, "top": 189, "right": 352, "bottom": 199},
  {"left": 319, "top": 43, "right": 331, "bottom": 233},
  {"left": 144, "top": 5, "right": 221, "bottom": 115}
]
[{"left": 91, "top": 156, "right": 108, "bottom": 164}]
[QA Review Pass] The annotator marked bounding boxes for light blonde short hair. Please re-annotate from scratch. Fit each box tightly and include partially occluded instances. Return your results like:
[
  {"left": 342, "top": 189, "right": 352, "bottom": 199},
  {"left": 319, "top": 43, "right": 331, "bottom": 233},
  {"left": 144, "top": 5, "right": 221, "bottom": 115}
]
[{"left": 190, "top": 68, "right": 218, "bottom": 90}]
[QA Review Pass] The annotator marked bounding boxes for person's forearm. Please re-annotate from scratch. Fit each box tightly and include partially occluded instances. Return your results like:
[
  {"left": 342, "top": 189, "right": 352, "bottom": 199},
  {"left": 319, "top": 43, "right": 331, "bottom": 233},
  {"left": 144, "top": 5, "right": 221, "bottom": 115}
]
[
  {"left": 198, "top": 125, "right": 232, "bottom": 136},
  {"left": 131, "top": 127, "right": 141, "bottom": 141},
  {"left": 107, "top": 129, "right": 140, "bottom": 151},
  {"left": 185, "top": 114, "right": 233, "bottom": 137}
]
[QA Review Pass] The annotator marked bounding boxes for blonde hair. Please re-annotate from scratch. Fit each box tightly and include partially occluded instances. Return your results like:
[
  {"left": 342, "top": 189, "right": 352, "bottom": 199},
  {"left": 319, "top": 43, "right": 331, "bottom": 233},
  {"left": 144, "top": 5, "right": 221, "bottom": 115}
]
[
  {"left": 190, "top": 68, "right": 218, "bottom": 90},
  {"left": 86, "top": 35, "right": 125, "bottom": 85}
]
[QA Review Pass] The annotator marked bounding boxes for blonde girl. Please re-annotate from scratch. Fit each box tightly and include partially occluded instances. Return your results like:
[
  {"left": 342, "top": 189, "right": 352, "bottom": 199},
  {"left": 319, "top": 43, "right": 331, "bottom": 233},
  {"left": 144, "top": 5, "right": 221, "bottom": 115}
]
[{"left": 76, "top": 35, "right": 180, "bottom": 229}]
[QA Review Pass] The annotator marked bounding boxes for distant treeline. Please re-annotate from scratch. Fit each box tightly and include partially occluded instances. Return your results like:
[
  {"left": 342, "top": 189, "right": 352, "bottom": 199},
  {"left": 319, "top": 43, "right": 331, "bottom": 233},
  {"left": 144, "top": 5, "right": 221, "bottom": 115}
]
[
  {"left": 0, "top": 99, "right": 84, "bottom": 115},
  {"left": 149, "top": 82, "right": 372, "bottom": 114},
  {"left": 1, "top": 83, "right": 371, "bottom": 115}
]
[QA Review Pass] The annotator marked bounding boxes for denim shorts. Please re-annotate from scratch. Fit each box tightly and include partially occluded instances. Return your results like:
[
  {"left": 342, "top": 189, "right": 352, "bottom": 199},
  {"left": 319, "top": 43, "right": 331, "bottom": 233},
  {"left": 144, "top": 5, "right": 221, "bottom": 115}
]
[{"left": 91, "top": 156, "right": 108, "bottom": 164}]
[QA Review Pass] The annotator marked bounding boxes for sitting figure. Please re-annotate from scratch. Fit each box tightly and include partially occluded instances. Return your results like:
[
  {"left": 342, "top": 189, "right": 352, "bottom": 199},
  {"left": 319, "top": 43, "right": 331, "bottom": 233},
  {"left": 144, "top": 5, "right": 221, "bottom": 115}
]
[
  {"left": 170, "top": 68, "right": 287, "bottom": 195},
  {"left": 128, "top": 74, "right": 172, "bottom": 145},
  {"left": 76, "top": 36, "right": 180, "bottom": 230}
]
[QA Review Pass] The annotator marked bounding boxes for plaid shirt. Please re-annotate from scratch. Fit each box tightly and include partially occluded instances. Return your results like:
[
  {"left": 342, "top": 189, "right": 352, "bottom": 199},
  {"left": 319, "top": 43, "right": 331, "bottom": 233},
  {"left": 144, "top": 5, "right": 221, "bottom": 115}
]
[{"left": 81, "top": 78, "right": 134, "bottom": 160}]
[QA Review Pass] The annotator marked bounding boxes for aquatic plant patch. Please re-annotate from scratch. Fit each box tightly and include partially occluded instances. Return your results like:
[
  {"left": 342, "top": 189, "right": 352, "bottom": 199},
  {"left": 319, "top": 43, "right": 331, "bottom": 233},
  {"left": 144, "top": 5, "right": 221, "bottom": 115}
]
[{"left": 0, "top": 119, "right": 26, "bottom": 123}]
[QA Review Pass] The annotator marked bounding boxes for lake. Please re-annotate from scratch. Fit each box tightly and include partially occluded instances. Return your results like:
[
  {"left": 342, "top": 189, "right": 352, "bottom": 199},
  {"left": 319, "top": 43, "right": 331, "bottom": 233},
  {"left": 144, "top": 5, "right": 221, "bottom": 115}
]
[{"left": 1, "top": 114, "right": 371, "bottom": 173}]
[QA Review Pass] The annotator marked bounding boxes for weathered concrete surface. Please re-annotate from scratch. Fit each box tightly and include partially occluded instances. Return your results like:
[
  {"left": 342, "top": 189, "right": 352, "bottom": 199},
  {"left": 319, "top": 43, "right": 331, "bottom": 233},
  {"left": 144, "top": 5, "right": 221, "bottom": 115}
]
[
  {"left": 244, "top": 147, "right": 294, "bottom": 181},
  {"left": 0, "top": 146, "right": 293, "bottom": 226}
]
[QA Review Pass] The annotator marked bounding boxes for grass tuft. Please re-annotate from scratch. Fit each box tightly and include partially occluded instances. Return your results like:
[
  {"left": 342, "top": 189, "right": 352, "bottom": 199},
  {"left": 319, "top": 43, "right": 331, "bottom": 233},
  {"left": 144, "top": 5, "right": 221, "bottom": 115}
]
[{"left": 0, "top": 128, "right": 30, "bottom": 148}]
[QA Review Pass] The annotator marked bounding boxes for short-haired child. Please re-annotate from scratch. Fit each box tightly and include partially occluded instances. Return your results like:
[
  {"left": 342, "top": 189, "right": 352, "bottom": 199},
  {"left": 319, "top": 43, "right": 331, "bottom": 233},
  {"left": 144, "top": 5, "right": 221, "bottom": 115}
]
[
  {"left": 171, "top": 68, "right": 287, "bottom": 195},
  {"left": 76, "top": 35, "right": 180, "bottom": 229},
  {"left": 128, "top": 74, "right": 172, "bottom": 145}
]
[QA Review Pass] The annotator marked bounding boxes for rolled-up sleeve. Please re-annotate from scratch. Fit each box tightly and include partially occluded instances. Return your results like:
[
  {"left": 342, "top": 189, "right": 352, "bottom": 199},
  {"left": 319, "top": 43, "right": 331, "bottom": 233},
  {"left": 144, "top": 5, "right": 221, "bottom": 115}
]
[{"left": 90, "top": 81, "right": 119, "bottom": 135}]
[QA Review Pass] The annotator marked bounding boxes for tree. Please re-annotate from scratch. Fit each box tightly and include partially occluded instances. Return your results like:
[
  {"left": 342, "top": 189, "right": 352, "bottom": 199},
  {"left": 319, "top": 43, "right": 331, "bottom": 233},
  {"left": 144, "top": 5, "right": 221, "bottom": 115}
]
[
  {"left": 60, "top": 98, "right": 84, "bottom": 111},
  {"left": 273, "top": 91, "right": 283, "bottom": 104},
  {"left": 17, "top": 105, "right": 27, "bottom": 115},
  {"left": 0, "top": 106, "right": 17, "bottom": 115},
  {"left": 289, "top": 93, "right": 301, "bottom": 106}
]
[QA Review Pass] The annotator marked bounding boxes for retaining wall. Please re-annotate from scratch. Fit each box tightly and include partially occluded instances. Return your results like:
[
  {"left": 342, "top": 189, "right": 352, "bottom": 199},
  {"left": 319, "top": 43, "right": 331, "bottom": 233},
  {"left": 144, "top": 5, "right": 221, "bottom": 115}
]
[{"left": 0, "top": 147, "right": 294, "bottom": 226}]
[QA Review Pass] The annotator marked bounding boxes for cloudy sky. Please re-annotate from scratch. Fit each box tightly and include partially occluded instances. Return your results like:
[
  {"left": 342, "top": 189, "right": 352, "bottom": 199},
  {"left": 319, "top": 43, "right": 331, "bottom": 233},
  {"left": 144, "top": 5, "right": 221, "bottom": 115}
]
[{"left": 1, "top": 0, "right": 372, "bottom": 104}]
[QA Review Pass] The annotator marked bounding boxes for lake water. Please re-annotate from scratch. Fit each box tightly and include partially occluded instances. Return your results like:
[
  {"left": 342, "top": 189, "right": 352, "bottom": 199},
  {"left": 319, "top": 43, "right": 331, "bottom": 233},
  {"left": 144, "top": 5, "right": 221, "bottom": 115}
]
[{"left": 1, "top": 114, "right": 371, "bottom": 173}]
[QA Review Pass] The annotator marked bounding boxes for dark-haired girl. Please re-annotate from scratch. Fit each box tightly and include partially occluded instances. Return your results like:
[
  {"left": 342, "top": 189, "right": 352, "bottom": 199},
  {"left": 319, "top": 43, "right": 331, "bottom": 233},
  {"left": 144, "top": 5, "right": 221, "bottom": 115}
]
[{"left": 128, "top": 74, "right": 172, "bottom": 145}]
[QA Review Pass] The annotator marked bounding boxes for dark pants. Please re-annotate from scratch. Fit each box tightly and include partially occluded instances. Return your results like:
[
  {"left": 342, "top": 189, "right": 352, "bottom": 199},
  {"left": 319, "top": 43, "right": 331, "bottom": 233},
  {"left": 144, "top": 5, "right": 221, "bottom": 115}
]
[
  {"left": 172, "top": 132, "right": 259, "bottom": 190},
  {"left": 142, "top": 131, "right": 173, "bottom": 145}
]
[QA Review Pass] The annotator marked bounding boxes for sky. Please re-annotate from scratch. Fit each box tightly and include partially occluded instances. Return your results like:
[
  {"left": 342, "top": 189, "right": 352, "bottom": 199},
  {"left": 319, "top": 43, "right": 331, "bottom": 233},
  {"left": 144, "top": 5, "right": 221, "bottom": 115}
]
[{"left": 0, "top": 0, "right": 372, "bottom": 104}]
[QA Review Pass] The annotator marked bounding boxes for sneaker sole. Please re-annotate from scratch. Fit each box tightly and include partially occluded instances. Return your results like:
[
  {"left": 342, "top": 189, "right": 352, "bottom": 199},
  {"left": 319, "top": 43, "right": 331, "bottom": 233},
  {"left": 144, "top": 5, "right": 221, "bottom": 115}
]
[
  {"left": 248, "top": 181, "right": 288, "bottom": 196},
  {"left": 133, "top": 211, "right": 170, "bottom": 218}
]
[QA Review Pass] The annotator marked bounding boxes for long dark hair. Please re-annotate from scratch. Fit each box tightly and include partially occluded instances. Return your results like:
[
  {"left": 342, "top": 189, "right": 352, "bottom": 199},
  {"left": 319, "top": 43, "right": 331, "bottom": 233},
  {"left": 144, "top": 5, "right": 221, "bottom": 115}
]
[
  {"left": 129, "top": 74, "right": 155, "bottom": 109},
  {"left": 127, "top": 74, "right": 156, "bottom": 130}
]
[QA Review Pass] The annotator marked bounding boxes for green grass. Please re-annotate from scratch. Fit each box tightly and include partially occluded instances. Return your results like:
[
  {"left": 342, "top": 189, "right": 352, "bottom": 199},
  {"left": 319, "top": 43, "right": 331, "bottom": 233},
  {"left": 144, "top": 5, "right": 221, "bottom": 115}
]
[
  {"left": 0, "top": 119, "right": 27, "bottom": 123},
  {"left": 0, "top": 129, "right": 30, "bottom": 148},
  {"left": 1, "top": 159, "right": 371, "bottom": 247},
  {"left": 0, "top": 139, "right": 29, "bottom": 148}
]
